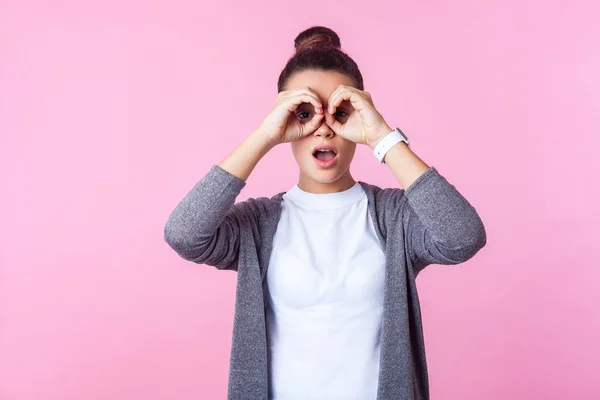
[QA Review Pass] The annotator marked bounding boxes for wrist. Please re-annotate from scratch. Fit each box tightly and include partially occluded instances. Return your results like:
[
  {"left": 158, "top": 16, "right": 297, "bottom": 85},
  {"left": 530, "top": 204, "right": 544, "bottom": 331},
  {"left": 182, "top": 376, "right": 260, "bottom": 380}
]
[
  {"left": 251, "top": 129, "right": 278, "bottom": 152},
  {"left": 366, "top": 123, "right": 393, "bottom": 149}
]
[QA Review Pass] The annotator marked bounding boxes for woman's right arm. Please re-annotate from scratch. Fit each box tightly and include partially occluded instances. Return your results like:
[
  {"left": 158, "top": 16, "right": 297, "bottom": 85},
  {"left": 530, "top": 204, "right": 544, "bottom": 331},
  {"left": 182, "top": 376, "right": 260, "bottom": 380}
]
[
  {"left": 218, "top": 129, "right": 276, "bottom": 181},
  {"left": 163, "top": 129, "right": 275, "bottom": 270},
  {"left": 163, "top": 87, "right": 324, "bottom": 270}
]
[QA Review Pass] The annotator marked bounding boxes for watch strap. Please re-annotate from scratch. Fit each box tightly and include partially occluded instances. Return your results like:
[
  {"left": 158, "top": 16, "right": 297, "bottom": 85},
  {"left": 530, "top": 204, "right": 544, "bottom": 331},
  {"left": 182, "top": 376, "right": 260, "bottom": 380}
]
[{"left": 372, "top": 128, "right": 409, "bottom": 164}]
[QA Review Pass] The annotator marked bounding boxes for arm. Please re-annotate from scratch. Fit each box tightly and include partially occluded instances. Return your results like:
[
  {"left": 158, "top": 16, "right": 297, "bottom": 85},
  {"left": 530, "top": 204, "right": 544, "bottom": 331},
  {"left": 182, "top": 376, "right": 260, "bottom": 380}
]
[
  {"left": 218, "top": 129, "right": 276, "bottom": 182},
  {"left": 402, "top": 167, "right": 487, "bottom": 270},
  {"left": 163, "top": 130, "right": 275, "bottom": 270},
  {"left": 369, "top": 128, "right": 487, "bottom": 270}
]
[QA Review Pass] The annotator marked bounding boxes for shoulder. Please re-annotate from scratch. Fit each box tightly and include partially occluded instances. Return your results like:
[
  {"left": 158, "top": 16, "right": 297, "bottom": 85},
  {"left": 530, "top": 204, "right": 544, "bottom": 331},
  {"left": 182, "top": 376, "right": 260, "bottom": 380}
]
[
  {"left": 358, "top": 180, "right": 408, "bottom": 212},
  {"left": 358, "top": 166, "right": 442, "bottom": 211},
  {"left": 230, "top": 191, "right": 285, "bottom": 224},
  {"left": 357, "top": 180, "right": 409, "bottom": 241}
]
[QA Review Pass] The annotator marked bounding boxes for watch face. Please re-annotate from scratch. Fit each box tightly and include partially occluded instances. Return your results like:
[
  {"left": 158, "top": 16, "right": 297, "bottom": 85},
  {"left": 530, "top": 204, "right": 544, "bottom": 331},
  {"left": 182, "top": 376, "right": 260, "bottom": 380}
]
[{"left": 396, "top": 127, "right": 409, "bottom": 141}]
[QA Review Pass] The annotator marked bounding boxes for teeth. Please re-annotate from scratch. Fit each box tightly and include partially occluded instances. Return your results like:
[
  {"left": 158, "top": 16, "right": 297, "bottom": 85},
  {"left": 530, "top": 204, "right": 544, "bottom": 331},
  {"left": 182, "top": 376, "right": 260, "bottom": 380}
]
[{"left": 317, "top": 149, "right": 332, "bottom": 152}]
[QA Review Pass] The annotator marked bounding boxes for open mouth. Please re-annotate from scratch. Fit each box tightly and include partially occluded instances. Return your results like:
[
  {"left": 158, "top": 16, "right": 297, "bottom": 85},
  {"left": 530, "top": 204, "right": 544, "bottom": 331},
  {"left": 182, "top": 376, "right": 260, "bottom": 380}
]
[{"left": 312, "top": 149, "right": 337, "bottom": 161}]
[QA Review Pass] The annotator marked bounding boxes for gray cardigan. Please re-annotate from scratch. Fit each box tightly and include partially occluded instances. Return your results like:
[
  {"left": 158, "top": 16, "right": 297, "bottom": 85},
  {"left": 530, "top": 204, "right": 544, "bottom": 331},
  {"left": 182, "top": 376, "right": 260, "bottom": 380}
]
[{"left": 163, "top": 164, "right": 487, "bottom": 400}]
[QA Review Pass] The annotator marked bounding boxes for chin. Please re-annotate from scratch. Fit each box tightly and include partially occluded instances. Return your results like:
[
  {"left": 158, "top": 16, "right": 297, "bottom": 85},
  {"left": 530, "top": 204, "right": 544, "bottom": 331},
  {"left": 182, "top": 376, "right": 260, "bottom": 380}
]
[
  {"left": 310, "top": 175, "right": 340, "bottom": 184},
  {"left": 304, "top": 163, "right": 349, "bottom": 183}
]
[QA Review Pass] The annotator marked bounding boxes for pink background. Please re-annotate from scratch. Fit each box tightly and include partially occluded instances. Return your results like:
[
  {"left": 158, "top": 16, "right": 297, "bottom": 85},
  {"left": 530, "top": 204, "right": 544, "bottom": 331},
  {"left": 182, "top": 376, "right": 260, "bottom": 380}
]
[{"left": 1, "top": 0, "right": 599, "bottom": 399}]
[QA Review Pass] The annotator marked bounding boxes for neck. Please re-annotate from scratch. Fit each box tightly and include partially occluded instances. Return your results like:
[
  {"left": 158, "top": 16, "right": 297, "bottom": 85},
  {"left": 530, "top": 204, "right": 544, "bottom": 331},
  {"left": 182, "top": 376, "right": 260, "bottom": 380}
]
[{"left": 297, "top": 169, "right": 356, "bottom": 194}]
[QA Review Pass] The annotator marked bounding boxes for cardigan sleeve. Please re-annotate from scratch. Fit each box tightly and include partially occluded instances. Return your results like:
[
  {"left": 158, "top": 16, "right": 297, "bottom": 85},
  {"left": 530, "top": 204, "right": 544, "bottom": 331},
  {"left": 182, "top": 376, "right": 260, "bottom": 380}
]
[
  {"left": 402, "top": 166, "right": 487, "bottom": 272},
  {"left": 163, "top": 164, "right": 248, "bottom": 271}
]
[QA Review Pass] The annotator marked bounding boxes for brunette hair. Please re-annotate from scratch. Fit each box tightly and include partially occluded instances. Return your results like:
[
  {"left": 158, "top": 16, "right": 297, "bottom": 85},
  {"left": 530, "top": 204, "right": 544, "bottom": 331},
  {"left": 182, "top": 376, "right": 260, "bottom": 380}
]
[{"left": 277, "top": 26, "right": 364, "bottom": 93}]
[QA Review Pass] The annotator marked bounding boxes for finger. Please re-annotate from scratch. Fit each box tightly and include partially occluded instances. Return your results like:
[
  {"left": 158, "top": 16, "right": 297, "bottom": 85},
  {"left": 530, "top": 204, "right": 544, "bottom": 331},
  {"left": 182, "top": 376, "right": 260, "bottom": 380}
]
[
  {"left": 326, "top": 85, "right": 343, "bottom": 114},
  {"left": 292, "top": 86, "right": 322, "bottom": 102},
  {"left": 324, "top": 110, "right": 342, "bottom": 134},
  {"left": 286, "top": 93, "right": 323, "bottom": 115},
  {"left": 328, "top": 86, "right": 365, "bottom": 114},
  {"left": 282, "top": 87, "right": 323, "bottom": 112},
  {"left": 327, "top": 84, "right": 352, "bottom": 113},
  {"left": 297, "top": 87, "right": 324, "bottom": 113},
  {"left": 281, "top": 94, "right": 322, "bottom": 115}
]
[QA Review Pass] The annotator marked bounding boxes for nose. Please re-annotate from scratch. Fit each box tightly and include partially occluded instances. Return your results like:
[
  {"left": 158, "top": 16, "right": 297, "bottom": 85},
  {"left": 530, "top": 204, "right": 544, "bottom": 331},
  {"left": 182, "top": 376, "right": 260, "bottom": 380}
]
[{"left": 314, "top": 119, "right": 335, "bottom": 138}]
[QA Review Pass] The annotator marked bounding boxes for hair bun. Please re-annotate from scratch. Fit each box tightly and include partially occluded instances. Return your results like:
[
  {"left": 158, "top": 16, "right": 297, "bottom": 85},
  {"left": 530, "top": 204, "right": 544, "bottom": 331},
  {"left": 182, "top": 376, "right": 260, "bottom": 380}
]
[{"left": 294, "top": 26, "right": 341, "bottom": 54}]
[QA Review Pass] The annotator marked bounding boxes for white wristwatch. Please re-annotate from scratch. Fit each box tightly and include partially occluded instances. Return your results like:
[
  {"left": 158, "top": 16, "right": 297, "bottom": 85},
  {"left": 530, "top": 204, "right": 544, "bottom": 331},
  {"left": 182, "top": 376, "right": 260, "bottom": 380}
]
[{"left": 373, "top": 127, "right": 410, "bottom": 164}]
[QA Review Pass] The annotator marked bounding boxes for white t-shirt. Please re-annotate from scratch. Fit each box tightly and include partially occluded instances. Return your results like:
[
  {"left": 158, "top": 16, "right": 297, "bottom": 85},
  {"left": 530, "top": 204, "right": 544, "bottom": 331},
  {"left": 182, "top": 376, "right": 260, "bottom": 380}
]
[{"left": 265, "top": 181, "right": 387, "bottom": 400}]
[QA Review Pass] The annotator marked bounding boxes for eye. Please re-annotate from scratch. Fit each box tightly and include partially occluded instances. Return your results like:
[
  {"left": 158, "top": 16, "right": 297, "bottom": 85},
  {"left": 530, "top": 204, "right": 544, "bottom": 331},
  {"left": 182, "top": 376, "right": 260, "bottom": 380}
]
[
  {"left": 334, "top": 110, "right": 350, "bottom": 121},
  {"left": 297, "top": 111, "right": 311, "bottom": 119}
]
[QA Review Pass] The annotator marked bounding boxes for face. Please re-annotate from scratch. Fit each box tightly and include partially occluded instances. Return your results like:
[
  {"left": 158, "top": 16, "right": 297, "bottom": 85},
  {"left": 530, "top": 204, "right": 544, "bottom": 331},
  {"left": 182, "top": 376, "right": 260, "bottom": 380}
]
[{"left": 284, "top": 69, "right": 357, "bottom": 194}]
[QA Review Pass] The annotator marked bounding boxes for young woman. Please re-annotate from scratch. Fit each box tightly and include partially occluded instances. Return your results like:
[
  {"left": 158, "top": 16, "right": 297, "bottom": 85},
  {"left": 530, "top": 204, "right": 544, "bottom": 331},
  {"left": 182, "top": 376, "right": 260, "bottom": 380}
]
[{"left": 164, "top": 26, "right": 487, "bottom": 400}]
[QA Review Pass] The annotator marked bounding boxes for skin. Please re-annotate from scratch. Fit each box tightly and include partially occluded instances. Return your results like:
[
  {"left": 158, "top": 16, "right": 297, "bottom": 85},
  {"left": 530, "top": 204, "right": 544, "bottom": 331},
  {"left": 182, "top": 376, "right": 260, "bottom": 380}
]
[
  {"left": 283, "top": 70, "right": 359, "bottom": 194},
  {"left": 218, "top": 70, "right": 431, "bottom": 194}
]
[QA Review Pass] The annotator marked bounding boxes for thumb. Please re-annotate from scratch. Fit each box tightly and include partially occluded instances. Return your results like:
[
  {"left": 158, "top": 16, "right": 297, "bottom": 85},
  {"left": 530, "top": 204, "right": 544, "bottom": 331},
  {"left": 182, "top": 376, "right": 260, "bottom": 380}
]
[
  {"left": 324, "top": 112, "right": 343, "bottom": 135},
  {"left": 302, "top": 113, "right": 324, "bottom": 136}
]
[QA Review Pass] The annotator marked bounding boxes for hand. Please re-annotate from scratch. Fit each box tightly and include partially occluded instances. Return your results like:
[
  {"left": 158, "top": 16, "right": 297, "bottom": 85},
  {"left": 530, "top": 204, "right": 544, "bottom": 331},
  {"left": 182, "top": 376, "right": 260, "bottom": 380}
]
[
  {"left": 324, "top": 85, "right": 392, "bottom": 148},
  {"left": 256, "top": 87, "right": 325, "bottom": 147}
]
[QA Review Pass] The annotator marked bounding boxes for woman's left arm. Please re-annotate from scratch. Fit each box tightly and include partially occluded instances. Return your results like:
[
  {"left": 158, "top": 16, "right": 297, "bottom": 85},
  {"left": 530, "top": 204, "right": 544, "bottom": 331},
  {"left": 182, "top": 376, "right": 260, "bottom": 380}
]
[
  {"left": 366, "top": 125, "right": 431, "bottom": 190},
  {"left": 324, "top": 85, "right": 486, "bottom": 267},
  {"left": 368, "top": 129, "right": 487, "bottom": 267}
]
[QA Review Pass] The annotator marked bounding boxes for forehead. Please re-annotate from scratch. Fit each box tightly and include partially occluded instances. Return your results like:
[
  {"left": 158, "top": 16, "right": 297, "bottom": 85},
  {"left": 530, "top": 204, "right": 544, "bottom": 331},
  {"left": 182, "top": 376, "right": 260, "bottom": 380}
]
[{"left": 285, "top": 69, "right": 355, "bottom": 102}]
